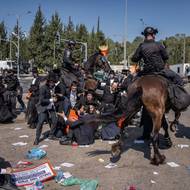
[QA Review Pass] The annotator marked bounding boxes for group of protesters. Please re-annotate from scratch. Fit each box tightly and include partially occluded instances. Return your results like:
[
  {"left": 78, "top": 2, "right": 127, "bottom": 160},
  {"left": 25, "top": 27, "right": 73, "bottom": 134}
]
[
  {"left": 0, "top": 69, "right": 26, "bottom": 123},
  {"left": 26, "top": 66, "right": 135, "bottom": 146}
]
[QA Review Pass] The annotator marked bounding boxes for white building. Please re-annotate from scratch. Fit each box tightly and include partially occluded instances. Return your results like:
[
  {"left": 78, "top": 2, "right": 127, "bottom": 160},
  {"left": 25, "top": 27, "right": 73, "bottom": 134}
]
[{"left": 169, "top": 63, "right": 190, "bottom": 77}]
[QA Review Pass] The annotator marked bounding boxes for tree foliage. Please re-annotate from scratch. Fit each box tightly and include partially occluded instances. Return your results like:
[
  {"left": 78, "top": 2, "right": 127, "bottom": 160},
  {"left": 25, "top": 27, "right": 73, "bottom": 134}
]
[{"left": 0, "top": 6, "right": 189, "bottom": 68}]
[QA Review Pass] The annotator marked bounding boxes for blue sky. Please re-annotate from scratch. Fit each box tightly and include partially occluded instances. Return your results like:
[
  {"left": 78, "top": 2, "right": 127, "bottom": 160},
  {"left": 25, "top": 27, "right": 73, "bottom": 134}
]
[{"left": 0, "top": 0, "right": 190, "bottom": 42}]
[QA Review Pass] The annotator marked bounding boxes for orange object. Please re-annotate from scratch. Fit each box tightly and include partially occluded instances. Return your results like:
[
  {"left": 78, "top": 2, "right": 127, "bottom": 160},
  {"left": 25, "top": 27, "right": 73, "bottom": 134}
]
[
  {"left": 26, "top": 91, "right": 32, "bottom": 100},
  {"left": 117, "top": 116, "right": 126, "bottom": 129},
  {"left": 100, "top": 50, "right": 108, "bottom": 56},
  {"left": 65, "top": 109, "right": 78, "bottom": 133}
]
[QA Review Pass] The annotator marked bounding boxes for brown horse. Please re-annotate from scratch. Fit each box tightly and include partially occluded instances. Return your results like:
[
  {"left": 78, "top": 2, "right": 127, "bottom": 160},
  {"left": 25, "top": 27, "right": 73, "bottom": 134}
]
[{"left": 107, "top": 75, "right": 189, "bottom": 165}]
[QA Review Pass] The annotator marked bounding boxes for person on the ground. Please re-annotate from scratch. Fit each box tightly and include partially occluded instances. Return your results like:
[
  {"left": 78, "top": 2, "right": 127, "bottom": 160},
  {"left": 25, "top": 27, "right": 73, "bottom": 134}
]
[{"left": 59, "top": 103, "right": 98, "bottom": 145}]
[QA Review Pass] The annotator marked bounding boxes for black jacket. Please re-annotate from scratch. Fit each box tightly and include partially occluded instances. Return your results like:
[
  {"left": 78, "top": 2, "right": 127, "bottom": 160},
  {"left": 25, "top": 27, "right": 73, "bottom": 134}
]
[
  {"left": 66, "top": 114, "right": 98, "bottom": 145},
  {"left": 4, "top": 75, "right": 20, "bottom": 91},
  {"left": 63, "top": 48, "right": 75, "bottom": 70},
  {"left": 36, "top": 84, "right": 52, "bottom": 113},
  {"left": 131, "top": 39, "right": 169, "bottom": 73}
]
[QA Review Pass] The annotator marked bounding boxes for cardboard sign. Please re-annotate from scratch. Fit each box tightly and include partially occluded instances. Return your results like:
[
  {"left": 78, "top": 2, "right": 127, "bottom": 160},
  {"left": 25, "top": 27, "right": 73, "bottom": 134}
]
[{"left": 11, "top": 162, "right": 55, "bottom": 187}]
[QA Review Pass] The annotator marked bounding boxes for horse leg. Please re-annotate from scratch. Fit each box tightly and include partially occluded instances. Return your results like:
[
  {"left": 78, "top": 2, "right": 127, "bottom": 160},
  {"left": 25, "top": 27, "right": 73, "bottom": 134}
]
[
  {"left": 110, "top": 130, "right": 124, "bottom": 163},
  {"left": 162, "top": 115, "right": 172, "bottom": 147},
  {"left": 151, "top": 112, "right": 166, "bottom": 165},
  {"left": 169, "top": 111, "right": 181, "bottom": 132}
]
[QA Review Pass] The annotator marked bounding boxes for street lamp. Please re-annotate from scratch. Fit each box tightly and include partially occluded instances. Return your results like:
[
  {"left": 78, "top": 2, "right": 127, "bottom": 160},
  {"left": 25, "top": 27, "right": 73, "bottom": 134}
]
[
  {"left": 8, "top": 11, "right": 31, "bottom": 79},
  {"left": 123, "top": 0, "right": 128, "bottom": 68}
]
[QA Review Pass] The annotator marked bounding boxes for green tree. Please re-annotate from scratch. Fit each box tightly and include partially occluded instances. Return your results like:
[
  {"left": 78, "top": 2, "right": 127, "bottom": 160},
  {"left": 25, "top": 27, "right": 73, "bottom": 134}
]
[
  {"left": 0, "top": 21, "right": 8, "bottom": 59},
  {"left": 44, "top": 11, "right": 63, "bottom": 68},
  {"left": 29, "top": 6, "right": 46, "bottom": 68}
]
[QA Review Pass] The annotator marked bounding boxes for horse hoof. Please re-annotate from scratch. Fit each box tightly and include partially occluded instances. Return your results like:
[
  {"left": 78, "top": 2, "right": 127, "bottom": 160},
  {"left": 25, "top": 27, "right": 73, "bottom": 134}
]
[
  {"left": 159, "top": 154, "right": 166, "bottom": 164},
  {"left": 150, "top": 156, "right": 160, "bottom": 166},
  {"left": 110, "top": 154, "right": 121, "bottom": 163}
]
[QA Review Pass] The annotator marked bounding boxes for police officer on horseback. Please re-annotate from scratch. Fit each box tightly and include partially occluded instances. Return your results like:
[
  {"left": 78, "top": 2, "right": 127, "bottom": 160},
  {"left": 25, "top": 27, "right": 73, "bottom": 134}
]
[
  {"left": 62, "top": 40, "right": 77, "bottom": 72},
  {"left": 131, "top": 27, "right": 168, "bottom": 74}
]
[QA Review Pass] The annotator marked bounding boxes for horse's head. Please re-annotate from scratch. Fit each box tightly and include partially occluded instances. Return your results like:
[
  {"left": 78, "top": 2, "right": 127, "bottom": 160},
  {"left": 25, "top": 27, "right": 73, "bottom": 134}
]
[
  {"left": 84, "top": 52, "right": 112, "bottom": 75},
  {"left": 94, "top": 53, "right": 111, "bottom": 73}
]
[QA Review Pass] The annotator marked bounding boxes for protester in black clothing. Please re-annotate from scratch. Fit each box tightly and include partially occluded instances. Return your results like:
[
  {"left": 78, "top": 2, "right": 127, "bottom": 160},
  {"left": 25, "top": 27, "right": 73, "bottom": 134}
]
[
  {"left": 34, "top": 77, "right": 58, "bottom": 145},
  {"left": 120, "top": 68, "right": 133, "bottom": 91},
  {"left": 26, "top": 67, "right": 40, "bottom": 129},
  {"left": 0, "top": 76, "right": 15, "bottom": 123},
  {"left": 3, "top": 70, "right": 20, "bottom": 118},
  {"left": 0, "top": 157, "right": 18, "bottom": 189},
  {"left": 16, "top": 85, "right": 26, "bottom": 112},
  {"left": 100, "top": 80, "right": 120, "bottom": 110}
]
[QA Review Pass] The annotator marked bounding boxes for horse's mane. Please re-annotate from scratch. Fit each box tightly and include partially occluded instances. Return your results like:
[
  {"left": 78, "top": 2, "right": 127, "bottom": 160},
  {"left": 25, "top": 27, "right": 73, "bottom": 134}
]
[{"left": 87, "top": 52, "right": 100, "bottom": 64}]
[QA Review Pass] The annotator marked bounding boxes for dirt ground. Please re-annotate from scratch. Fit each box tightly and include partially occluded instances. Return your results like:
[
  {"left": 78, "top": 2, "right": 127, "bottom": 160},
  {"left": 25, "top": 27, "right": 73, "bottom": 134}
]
[{"left": 0, "top": 84, "right": 190, "bottom": 190}]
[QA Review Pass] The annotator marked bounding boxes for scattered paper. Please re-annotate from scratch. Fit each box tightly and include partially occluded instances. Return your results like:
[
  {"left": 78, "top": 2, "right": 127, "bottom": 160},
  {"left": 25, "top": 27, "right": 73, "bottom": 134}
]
[
  {"left": 153, "top": 171, "right": 159, "bottom": 175},
  {"left": 108, "top": 141, "right": 117, "bottom": 145},
  {"left": 151, "top": 180, "right": 156, "bottom": 184},
  {"left": 19, "top": 135, "right": 29, "bottom": 138},
  {"left": 53, "top": 166, "right": 61, "bottom": 170},
  {"left": 61, "top": 162, "right": 74, "bottom": 168},
  {"left": 63, "top": 172, "right": 72, "bottom": 179},
  {"left": 79, "top": 145, "right": 90, "bottom": 148},
  {"left": 105, "top": 163, "right": 117, "bottom": 169},
  {"left": 39, "top": 145, "right": 48, "bottom": 149},
  {"left": 14, "top": 127, "right": 22, "bottom": 130},
  {"left": 134, "top": 140, "right": 144, "bottom": 144},
  {"left": 177, "top": 144, "right": 189, "bottom": 149},
  {"left": 98, "top": 158, "right": 105, "bottom": 163},
  {"left": 167, "top": 162, "right": 180, "bottom": 167},
  {"left": 12, "top": 142, "right": 27, "bottom": 146},
  {"left": 44, "top": 139, "right": 50, "bottom": 142}
]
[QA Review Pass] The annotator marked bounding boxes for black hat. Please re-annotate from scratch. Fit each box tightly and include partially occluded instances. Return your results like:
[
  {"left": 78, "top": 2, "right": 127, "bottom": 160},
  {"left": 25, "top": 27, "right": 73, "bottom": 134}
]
[
  {"left": 85, "top": 89, "right": 95, "bottom": 96},
  {"left": 109, "top": 70, "right": 115, "bottom": 75},
  {"left": 87, "top": 101, "right": 98, "bottom": 107},
  {"left": 101, "top": 104, "right": 115, "bottom": 116},
  {"left": 141, "top": 27, "right": 158, "bottom": 37},
  {"left": 53, "top": 68, "right": 61, "bottom": 77},
  {"left": 32, "top": 67, "right": 38, "bottom": 73}
]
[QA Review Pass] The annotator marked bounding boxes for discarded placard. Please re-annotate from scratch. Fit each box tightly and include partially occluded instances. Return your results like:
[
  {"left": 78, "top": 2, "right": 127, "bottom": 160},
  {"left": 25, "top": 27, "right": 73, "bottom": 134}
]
[
  {"left": 11, "top": 162, "right": 55, "bottom": 187},
  {"left": 167, "top": 162, "right": 180, "bottom": 167},
  {"left": 12, "top": 142, "right": 27, "bottom": 146},
  {"left": 60, "top": 162, "right": 74, "bottom": 168},
  {"left": 105, "top": 163, "right": 117, "bottom": 169},
  {"left": 16, "top": 161, "right": 33, "bottom": 168}
]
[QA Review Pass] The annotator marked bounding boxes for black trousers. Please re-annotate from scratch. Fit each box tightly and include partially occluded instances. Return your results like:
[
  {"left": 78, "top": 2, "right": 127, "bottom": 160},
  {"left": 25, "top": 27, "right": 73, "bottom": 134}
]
[
  {"left": 17, "top": 95, "right": 26, "bottom": 109},
  {"left": 35, "top": 110, "right": 57, "bottom": 141}
]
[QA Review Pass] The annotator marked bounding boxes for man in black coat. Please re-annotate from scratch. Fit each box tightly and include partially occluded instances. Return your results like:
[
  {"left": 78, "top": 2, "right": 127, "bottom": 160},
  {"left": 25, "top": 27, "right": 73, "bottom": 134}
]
[
  {"left": 3, "top": 70, "right": 20, "bottom": 118},
  {"left": 34, "top": 77, "right": 58, "bottom": 145}
]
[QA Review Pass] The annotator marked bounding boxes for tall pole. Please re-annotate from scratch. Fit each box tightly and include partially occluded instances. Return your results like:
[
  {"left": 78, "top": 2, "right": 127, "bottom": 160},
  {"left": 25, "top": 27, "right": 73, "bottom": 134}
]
[
  {"left": 183, "top": 34, "right": 186, "bottom": 64},
  {"left": 124, "top": 0, "right": 128, "bottom": 68},
  {"left": 17, "top": 16, "right": 20, "bottom": 79},
  {"left": 9, "top": 38, "right": 12, "bottom": 60}
]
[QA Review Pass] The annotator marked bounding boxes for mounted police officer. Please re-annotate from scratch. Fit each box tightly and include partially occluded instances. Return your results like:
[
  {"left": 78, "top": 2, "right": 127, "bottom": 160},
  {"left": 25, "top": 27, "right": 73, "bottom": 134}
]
[
  {"left": 62, "top": 40, "right": 77, "bottom": 72},
  {"left": 131, "top": 26, "right": 183, "bottom": 85}
]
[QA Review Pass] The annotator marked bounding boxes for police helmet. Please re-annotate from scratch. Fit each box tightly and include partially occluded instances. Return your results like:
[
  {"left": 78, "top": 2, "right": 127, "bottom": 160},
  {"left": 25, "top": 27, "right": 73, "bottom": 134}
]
[{"left": 141, "top": 27, "right": 158, "bottom": 36}]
